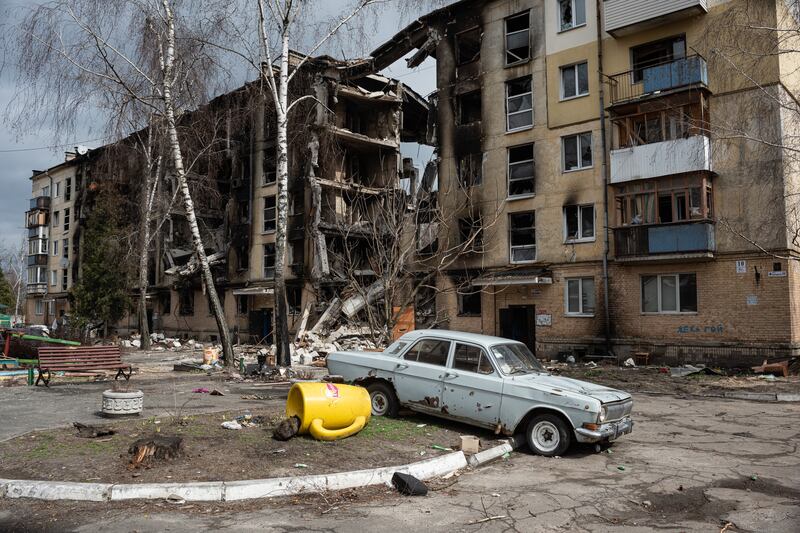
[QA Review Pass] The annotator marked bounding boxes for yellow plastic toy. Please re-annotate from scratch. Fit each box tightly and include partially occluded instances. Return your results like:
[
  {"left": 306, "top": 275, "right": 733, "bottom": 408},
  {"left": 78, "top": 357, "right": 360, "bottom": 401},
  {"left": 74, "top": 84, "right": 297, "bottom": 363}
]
[{"left": 285, "top": 382, "right": 371, "bottom": 441}]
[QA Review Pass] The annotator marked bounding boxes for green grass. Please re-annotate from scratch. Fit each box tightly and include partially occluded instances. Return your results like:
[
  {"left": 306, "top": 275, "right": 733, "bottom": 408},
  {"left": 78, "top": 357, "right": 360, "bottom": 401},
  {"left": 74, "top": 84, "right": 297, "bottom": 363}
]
[
  {"left": 25, "top": 434, "right": 67, "bottom": 459},
  {"left": 358, "top": 416, "right": 430, "bottom": 441}
]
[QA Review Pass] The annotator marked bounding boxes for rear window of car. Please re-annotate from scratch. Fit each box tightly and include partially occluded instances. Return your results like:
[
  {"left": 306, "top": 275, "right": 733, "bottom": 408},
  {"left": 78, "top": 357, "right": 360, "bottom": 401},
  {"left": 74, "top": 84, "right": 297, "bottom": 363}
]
[
  {"left": 404, "top": 339, "right": 451, "bottom": 366},
  {"left": 384, "top": 341, "right": 407, "bottom": 355}
]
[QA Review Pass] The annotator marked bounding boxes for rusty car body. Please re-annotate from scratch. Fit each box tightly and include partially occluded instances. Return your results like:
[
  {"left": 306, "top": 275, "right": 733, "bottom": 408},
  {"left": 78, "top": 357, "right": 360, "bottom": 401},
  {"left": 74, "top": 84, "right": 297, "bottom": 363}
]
[{"left": 327, "top": 329, "right": 633, "bottom": 455}]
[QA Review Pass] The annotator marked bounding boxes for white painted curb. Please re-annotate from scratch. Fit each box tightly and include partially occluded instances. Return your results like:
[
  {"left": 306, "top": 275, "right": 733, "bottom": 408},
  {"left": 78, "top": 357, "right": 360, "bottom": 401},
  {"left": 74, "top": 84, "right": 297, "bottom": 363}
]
[
  {"left": 467, "top": 441, "right": 515, "bottom": 468},
  {"left": 1, "top": 480, "right": 111, "bottom": 501}
]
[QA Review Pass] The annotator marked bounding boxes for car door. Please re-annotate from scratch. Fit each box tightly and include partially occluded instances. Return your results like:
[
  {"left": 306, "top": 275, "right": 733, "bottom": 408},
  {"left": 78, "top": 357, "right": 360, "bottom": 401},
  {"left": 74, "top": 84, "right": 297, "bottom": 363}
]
[
  {"left": 393, "top": 337, "right": 452, "bottom": 414},
  {"left": 441, "top": 342, "right": 503, "bottom": 428}
]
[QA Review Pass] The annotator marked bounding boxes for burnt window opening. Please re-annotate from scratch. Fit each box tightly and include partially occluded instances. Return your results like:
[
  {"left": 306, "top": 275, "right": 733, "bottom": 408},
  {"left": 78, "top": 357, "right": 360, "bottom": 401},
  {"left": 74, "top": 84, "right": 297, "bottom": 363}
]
[
  {"left": 287, "top": 285, "right": 302, "bottom": 315},
  {"left": 632, "top": 35, "right": 686, "bottom": 82},
  {"left": 346, "top": 154, "right": 363, "bottom": 182},
  {"left": 458, "top": 216, "right": 483, "bottom": 250},
  {"left": 237, "top": 295, "right": 248, "bottom": 315},
  {"left": 61, "top": 269, "right": 68, "bottom": 291},
  {"left": 237, "top": 200, "right": 250, "bottom": 223},
  {"left": 179, "top": 288, "right": 194, "bottom": 316},
  {"left": 508, "top": 144, "right": 535, "bottom": 197},
  {"left": 263, "top": 243, "right": 276, "bottom": 279},
  {"left": 263, "top": 195, "right": 276, "bottom": 232},
  {"left": 160, "top": 292, "right": 171, "bottom": 315},
  {"left": 509, "top": 211, "right": 536, "bottom": 263},
  {"left": 264, "top": 147, "right": 276, "bottom": 185},
  {"left": 562, "top": 132, "right": 593, "bottom": 171},
  {"left": 62, "top": 238, "right": 69, "bottom": 259},
  {"left": 564, "top": 204, "right": 595, "bottom": 242},
  {"left": 346, "top": 104, "right": 365, "bottom": 135},
  {"left": 65, "top": 177, "right": 72, "bottom": 201},
  {"left": 237, "top": 244, "right": 249, "bottom": 270},
  {"left": 456, "top": 27, "right": 481, "bottom": 65},
  {"left": 505, "top": 11, "right": 530, "bottom": 65},
  {"left": 506, "top": 77, "right": 533, "bottom": 131},
  {"left": 457, "top": 91, "right": 482, "bottom": 125},
  {"left": 458, "top": 153, "right": 483, "bottom": 187},
  {"left": 457, "top": 280, "right": 482, "bottom": 317}
]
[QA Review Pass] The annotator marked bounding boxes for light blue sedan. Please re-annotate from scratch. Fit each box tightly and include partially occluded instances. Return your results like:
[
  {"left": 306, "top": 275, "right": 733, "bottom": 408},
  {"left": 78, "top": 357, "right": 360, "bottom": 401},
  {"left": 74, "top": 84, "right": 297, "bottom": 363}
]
[{"left": 327, "top": 329, "right": 633, "bottom": 456}]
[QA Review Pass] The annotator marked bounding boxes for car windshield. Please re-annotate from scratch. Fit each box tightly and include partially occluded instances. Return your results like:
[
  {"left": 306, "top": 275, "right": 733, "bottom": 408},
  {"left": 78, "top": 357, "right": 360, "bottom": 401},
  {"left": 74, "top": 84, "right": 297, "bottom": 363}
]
[{"left": 491, "top": 343, "right": 546, "bottom": 375}]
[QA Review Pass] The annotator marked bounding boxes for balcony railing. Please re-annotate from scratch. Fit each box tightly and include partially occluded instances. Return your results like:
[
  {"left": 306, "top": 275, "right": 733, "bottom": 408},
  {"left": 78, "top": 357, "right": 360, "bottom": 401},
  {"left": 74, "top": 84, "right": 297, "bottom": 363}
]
[
  {"left": 27, "top": 283, "right": 47, "bottom": 295},
  {"left": 29, "top": 196, "right": 51, "bottom": 210},
  {"left": 604, "top": 0, "right": 708, "bottom": 37},
  {"left": 614, "top": 220, "right": 715, "bottom": 260},
  {"left": 611, "top": 135, "right": 712, "bottom": 184},
  {"left": 608, "top": 55, "right": 708, "bottom": 106}
]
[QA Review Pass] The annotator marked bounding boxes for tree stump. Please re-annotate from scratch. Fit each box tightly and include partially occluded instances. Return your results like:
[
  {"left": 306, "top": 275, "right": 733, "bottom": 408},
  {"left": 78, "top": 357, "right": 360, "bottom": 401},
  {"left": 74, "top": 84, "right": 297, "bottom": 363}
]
[
  {"left": 128, "top": 435, "right": 183, "bottom": 469},
  {"left": 272, "top": 416, "right": 300, "bottom": 441}
]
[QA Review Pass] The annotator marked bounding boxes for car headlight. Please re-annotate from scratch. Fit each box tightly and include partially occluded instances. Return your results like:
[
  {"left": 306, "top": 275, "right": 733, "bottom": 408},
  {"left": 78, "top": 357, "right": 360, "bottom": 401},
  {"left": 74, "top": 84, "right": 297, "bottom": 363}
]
[{"left": 598, "top": 406, "right": 607, "bottom": 423}]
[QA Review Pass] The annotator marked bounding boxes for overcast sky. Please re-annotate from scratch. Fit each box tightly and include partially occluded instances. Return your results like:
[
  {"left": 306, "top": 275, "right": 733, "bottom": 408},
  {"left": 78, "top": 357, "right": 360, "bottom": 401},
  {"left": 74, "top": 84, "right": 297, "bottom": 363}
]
[{"left": 0, "top": 0, "right": 439, "bottom": 247}]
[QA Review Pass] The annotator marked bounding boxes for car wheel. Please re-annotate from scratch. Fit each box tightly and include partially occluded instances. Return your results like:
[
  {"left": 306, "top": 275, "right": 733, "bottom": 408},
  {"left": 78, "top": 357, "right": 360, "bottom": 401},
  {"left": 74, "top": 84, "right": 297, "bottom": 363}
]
[
  {"left": 526, "top": 414, "right": 571, "bottom": 456},
  {"left": 367, "top": 382, "right": 399, "bottom": 418}
]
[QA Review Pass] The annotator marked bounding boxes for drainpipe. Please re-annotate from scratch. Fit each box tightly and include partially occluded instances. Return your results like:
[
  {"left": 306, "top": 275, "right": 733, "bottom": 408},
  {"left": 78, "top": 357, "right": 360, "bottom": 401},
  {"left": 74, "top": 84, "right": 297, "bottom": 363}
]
[{"left": 596, "top": 0, "right": 612, "bottom": 356}]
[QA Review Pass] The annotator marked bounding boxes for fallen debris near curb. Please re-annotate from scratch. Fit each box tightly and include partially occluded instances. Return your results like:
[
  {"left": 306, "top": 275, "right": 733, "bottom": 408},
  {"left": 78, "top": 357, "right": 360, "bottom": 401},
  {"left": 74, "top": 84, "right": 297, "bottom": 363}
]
[{"left": 392, "top": 472, "right": 428, "bottom": 496}]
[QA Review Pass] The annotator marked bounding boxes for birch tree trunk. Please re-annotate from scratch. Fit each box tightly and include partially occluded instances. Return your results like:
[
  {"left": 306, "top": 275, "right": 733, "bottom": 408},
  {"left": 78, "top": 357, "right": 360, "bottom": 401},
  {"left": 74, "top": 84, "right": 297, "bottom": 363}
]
[
  {"left": 273, "top": 30, "right": 292, "bottom": 367},
  {"left": 137, "top": 153, "right": 152, "bottom": 351},
  {"left": 162, "top": 1, "right": 234, "bottom": 366}
]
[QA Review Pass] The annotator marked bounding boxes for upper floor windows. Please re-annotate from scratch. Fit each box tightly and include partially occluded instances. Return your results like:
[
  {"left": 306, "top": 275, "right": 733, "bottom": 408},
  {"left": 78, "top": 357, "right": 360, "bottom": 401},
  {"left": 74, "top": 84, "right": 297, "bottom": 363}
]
[
  {"left": 632, "top": 35, "right": 685, "bottom": 82},
  {"left": 457, "top": 90, "right": 482, "bottom": 125},
  {"left": 506, "top": 77, "right": 533, "bottom": 131},
  {"left": 505, "top": 11, "right": 530, "bottom": 66},
  {"left": 560, "top": 61, "right": 589, "bottom": 100},
  {"left": 508, "top": 144, "right": 535, "bottom": 197},
  {"left": 509, "top": 211, "right": 536, "bottom": 263},
  {"left": 562, "top": 132, "right": 593, "bottom": 172},
  {"left": 559, "top": 0, "right": 586, "bottom": 32},
  {"left": 456, "top": 27, "right": 481, "bottom": 65}
]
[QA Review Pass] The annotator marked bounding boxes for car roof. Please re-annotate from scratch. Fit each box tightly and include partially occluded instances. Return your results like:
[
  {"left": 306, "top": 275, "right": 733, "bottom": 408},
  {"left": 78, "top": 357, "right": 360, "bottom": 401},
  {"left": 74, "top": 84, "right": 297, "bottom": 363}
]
[{"left": 397, "top": 329, "right": 521, "bottom": 347}]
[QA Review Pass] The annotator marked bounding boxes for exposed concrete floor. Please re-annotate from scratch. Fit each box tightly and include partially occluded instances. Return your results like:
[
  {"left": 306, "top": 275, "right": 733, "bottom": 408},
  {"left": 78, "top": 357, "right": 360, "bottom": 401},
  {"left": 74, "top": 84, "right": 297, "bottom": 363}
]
[{"left": 1, "top": 393, "right": 799, "bottom": 532}]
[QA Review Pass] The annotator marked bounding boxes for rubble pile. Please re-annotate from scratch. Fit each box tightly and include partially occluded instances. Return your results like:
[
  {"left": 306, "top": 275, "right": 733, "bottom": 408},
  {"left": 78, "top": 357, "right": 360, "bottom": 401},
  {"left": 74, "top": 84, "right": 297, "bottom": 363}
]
[{"left": 119, "top": 332, "right": 206, "bottom": 353}]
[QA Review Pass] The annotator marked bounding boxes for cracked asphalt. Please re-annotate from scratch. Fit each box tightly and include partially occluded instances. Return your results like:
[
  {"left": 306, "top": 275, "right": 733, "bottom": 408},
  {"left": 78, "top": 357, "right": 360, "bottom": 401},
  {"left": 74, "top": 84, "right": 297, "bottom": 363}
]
[{"left": 1, "top": 392, "right": 799, "bottom": 532}]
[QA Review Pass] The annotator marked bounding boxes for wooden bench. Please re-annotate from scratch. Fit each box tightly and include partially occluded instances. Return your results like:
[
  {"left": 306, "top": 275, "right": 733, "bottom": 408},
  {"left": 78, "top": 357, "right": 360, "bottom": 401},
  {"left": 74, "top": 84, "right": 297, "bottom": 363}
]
[{"left": 36, "top": 345, "right": 131, "bottom": 386}]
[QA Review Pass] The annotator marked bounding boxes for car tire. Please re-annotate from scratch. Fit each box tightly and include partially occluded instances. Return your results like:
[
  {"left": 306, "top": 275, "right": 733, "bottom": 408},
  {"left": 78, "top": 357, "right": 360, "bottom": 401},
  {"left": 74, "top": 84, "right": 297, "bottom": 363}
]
[
  {"left": 367, "top": 382, "right": 399, "bottom": 418},
  {"left": 526, "top": 414, "right": 571, "bottom": 456}
]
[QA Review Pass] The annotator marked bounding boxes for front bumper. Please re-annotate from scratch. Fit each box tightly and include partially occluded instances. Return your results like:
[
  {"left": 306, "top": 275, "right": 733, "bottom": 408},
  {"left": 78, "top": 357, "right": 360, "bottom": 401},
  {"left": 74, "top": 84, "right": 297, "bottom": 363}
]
[{"left": 574, "top": 417, "right": 633, "bottom": 443}]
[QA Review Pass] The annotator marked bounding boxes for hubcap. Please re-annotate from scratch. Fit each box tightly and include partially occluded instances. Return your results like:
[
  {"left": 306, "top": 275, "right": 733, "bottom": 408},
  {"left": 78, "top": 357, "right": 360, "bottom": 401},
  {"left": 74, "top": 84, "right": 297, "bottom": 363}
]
[
  {"left": 532, "top": 421, "right": 560, "bottom": 453},
  {"left": 371, "top": 392, "right": 388, "bottom": 416}
]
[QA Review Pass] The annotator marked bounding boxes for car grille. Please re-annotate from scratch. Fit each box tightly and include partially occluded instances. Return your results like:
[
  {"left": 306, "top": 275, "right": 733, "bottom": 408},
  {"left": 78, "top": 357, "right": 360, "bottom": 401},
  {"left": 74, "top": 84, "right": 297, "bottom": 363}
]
[{"left": 605, "top": 399, "right": 633, "bottom": 421}]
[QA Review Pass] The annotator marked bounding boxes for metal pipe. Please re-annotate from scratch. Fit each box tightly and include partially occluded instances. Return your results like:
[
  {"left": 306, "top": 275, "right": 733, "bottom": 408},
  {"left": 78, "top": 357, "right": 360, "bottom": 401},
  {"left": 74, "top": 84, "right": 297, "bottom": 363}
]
[{"left": 596, "top": 0, "right": 612, "bottom": 356}]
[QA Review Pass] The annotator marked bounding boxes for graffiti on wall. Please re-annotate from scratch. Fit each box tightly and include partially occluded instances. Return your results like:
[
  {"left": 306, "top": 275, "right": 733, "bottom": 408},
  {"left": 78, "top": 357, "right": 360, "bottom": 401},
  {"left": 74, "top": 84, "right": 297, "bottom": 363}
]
[{"left": 677, "top": 324, "right": 725, "bottom": 334}]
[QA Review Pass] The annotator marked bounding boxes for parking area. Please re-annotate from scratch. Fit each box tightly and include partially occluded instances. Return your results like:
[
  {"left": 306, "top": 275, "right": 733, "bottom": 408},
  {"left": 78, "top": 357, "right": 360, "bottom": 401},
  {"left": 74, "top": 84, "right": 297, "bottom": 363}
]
[{"left": 1, "top": 392, "right": 799, "bottom": 532}]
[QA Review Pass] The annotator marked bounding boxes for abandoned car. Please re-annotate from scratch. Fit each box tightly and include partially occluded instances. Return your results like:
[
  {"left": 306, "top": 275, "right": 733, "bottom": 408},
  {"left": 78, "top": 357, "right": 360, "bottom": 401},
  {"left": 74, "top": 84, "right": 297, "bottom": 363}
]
[{"left": 327, "top": 330, "right": 633, "bottom": 456}]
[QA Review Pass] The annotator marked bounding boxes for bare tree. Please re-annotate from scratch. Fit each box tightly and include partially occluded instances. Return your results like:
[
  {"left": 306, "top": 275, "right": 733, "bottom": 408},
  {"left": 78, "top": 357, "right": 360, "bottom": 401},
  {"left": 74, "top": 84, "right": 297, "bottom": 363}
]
[
  {"left": 7, "top": 0, "right": 237, "bottom": 364},
  {"left": 0, "top": 237, "right": 28, "bottom": 321}
]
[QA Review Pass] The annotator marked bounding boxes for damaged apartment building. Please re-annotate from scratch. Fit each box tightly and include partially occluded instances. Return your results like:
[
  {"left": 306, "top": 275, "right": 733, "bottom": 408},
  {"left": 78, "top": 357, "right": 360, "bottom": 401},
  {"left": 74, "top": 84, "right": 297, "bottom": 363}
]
[
  {"left": 366, "top": 0, "right": 800, "bottom": 365},
  {"left": 24, "top": 53, "right": 429, "bottom": 343}
]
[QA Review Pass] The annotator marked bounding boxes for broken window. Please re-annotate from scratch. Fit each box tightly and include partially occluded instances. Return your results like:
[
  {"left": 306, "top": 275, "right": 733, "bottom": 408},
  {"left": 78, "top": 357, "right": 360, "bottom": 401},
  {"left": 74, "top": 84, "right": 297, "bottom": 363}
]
[
  {"left": 457, "top": 153, "right": 483, "bottom": 187},
  {"left": 61, "top": 269, "right": 68, "bottom": 291},
  {"left": 403, "top": 339, "right": 451, "bottom": 366},
  {"left": 52, "top": 211, "right": 60, "bottom": 228},
  {"left": 264, "top": 148, "right": 276, "bottom": 185},
  {"left": 456, "top": 27, "right": 481, "bottom": 65},
  {"left": 559, "top": 0, "right": 586, "bottom": 31},
  {"left": 161, "top": 292, "right": 171, "bottom": 315},
  {"left": 641, "top": 273, "right": 697, "bottom": 313},
  {"left": 564, "top": 204, "right": 595, "bottom": 241},
  {"left": 566, "top": 277, "right": 595, "bottom": 315},
  {"left": 506, "top": 77, "right": 533, "bottom": 131},
  {"left": 237, "top": 200, "right": 250, "bottom": 223},
  {"left": 287, "top": 285, "right": 301, "bottom": 315},
  {"left": 346, "top": 104, "right": 364, "bottom": 134},
  {"left": 237, "top": 295, "right": 248, "bottom": 315},
  {"left": 560, "top": 61, "right": 589, "bottom": 99},
  {"left": 457, "top": 91, "right": 481, "bottom": 125},
  {"left": 63, "top": 208, "right": 70, "bottom": 231},
  {"left": 62, "top": 238, "right": 68, "bottom": 258},
  {"left": 508, "top": 144, "right": 535, "bottom": 197},
  {"left": 458, "top": 216, "right": 483, "bottom": 250},
  {"left": 616, "top": 176, "right": 711, "bottom": 225},
  {"left": 179, "top": 289, "right": 194, "bottom": 316},
  {"left": 65, "top": 177, "right": 71, "bottom": 201},
  {"left": 263, "top": 196, "right": 276, "bottom": 232},
  {"left": 457, "top": 283, "right": 482, "bottom": 317},
  {"left": 263, "top": 243, "right": 276, "bottom": 279},
  {"left": 453, "top": 343, "right": 494, "bottom": 374},
  {"left": 632, "top": 35, "right": 686, "bottom": 82},
  {"left": 509, "top": 211, "right": 536, "bottom": 263},
  {"left": 505, "top": 11, "right": 530, "bottom": 65},
  {"left": 562, "top": 132, "right": 592, "bottom": 171},
  {"left": 237, "top": 245, "right": 249, "bottom": 270}
]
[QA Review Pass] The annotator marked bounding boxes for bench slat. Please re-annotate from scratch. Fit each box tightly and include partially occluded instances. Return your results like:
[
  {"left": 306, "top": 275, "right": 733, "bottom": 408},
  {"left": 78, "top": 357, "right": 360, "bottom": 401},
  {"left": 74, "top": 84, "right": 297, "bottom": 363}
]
[{"left": 40, "top": 364, "right": 130, "bottom": 370}]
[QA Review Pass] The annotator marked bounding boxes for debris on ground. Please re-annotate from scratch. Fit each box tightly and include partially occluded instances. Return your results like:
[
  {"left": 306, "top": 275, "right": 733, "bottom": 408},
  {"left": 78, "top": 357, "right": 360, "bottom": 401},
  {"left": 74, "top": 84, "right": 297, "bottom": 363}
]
[
  {"left": 73, "top": 422, "right": 115, "bottom": 438},
  {"left": 430, "top": 445, "right": 452, "bottom": 451},
  {"left": 294, "top": 463, "right": 309, "bottom": 469},
  {"left": 210, "top": 389, "right": 225, "bottom": 396},
  {"left": 392, "top": 472, "right": 428, "bottom": 496},
  {"left": 128, "top": 435, "right": 183, "bottom": 468},
  {"left": 221, "top": 420, "right": 242, "bottom": 430},
  {"left": 751, "top": 358, "right": 795, "bottom": 378},
  {"left": 670, "top": 365, "right": 722, "bottom": 377},
  {"left": 192, "top": 387, "right": 210, "bottom": 393},
  {"left": 460, "top": 435, "right": 480, "bottom": 454},
  {"left": 623, "top": 358, "right": 636, "bottom": 368},
  {"left": 273, "top": 416, "right": 301, "bottom": 441}
]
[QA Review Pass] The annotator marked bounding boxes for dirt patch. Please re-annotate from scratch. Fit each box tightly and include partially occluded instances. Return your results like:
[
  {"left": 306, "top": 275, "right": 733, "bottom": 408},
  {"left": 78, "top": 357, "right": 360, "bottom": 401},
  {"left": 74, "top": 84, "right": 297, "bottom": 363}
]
[
  {"left": 556, "top": 366, "right": 800, "bottom": 396},
  {"left": 0, "top": 408, "right": 496, "bottom": 484}
]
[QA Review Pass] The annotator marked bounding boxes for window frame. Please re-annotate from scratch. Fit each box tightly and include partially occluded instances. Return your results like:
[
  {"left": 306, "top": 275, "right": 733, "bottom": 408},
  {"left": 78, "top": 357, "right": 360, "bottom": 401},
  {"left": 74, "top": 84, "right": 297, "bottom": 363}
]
[
  {"left": 504, "top": 10, "right": 531, "bottom": 66},
  {"left": 35, "top": 299, "right": 43, "bottom": 316},
  {"left": 50, "top": 270, "right": 58, "bottom": 287},
  {"left": 640, "top": 273, "right": 698, "bottom": 314},
  {"left": 451, "top": 342, "right": 496, "bottom": 375},
  {"left": 558, "top": 0, "right": 587, "bottom": 32},
  {"left": 560, "top": 61, "right": 590, "bottom": 100},
  {"left": 263, "top": 195, "right": 276, "bottom": 233},
  {"left": 456, "top": 90, "right": 482, "bottom": 125},
  {"left": 563, "top": 204, "right": 595, "bottom": 243},
  {"left": 455, "top": 26, "right": 481, "bottom": 66},
  {"left": 507, "top": 143, "right": 535, "bottom": 198},
  {"left": 506, "top": 76, "right": 533, "bottom": 132},
  {"left": 62, "top": 238, "right": 69, "bottom": 259},
  {"left": 562, "top": 132, "right": 593, "bottom": 172},
  {"left": 509, "top": 211, "right": 537, "bottom": 264},
  {"left": 263, "top": 243, "right": 276, "bottom": 279},
  {"left": 456, "top": 281, "right": 482, "bottom": 317},
  {"left": 565, "top": 277, "right": 596, "bottom": 316}
]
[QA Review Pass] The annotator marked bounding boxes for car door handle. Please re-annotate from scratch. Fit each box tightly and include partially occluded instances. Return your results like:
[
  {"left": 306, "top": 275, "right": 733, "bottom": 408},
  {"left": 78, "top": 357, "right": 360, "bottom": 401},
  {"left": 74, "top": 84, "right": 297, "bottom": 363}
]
[{"left": 395, "top": 363, "right": 408, "bottom": 370}]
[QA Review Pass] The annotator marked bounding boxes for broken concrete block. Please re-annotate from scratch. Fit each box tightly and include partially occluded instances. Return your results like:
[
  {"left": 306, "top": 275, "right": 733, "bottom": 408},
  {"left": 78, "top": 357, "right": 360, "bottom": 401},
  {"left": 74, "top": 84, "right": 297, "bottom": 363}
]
[{"left": 131, "top": 339, "right": 141, "bottom": 348}]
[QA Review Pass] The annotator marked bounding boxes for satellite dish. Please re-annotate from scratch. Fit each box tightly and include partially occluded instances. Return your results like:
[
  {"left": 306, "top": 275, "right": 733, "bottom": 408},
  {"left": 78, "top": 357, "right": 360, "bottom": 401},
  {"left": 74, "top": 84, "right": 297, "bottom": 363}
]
[{"left": 75, "top": 145, "right": 89, "bottom": 155}]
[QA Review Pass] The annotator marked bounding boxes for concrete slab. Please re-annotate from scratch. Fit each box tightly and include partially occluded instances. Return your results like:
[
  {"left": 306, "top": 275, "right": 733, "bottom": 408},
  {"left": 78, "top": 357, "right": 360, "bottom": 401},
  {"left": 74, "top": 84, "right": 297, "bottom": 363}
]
[
  {"left": 110, "top": 482, "right": 224, "bottom": 501},
  {"left": 4, "top": 480, "right": 111, "bottom": 501}
]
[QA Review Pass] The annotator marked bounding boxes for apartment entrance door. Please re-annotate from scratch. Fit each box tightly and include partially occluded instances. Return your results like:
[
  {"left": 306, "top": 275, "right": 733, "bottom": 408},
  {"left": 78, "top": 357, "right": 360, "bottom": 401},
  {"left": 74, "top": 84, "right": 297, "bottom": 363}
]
[
  {"left": 248, "top": 309, "right": 273, "bottom": 344},
  {"left": 499, "top": 305, "right": 536, "bottom": 354}
]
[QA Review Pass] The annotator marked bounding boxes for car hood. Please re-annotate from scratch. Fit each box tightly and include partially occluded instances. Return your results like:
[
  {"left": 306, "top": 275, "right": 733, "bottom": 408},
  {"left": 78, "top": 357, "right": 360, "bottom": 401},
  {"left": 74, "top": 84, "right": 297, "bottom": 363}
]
[{"left": 514, "top": 373, "right": 631, "bottom": 403}]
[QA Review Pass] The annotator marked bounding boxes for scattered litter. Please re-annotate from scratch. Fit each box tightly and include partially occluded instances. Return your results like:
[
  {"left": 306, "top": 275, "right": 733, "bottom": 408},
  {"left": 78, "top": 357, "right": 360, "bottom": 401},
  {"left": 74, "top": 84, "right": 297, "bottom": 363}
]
[
  {"left": 642, "top": 500, "right": 652, "bottom": 507},
  {"left": 605, "top": 448, "right": 613, "bottom": 454},
  {"left": 618, "top": 465, "right": 626, "bottom": 471},
  {"left": 416, "top": 424, "right": 427, "bottom": 428},
  {"left": 210, "top": 389, "right": 225, "bottom": 396},
  {"left": 501, "top": 452, "right": 511, "bottom": 460},
  {"left": 460, "top": 435, "right": 480, "bottom": 454},
  {"left": 623, "top": 358, "right": 636, "bottom": 368},
  {"left": 584, "top": 361, "right": 598, "bottom": 368},
  {"left": 751, "top": 359, "right": 791, "bottom": 378},
  {"left": 670, "top": 365, "right": 721, "bottom": 377},
  {"left": 192, "top": 387, "right": 210, "bottom": 394},
  {"left": 241, "top": 394, "right": 273, "bottom": 400},
  {"left": 566, "top": 355, "right": 576, "bottom": 364},
  {"left": 491, "top": 493, "right": 500, "bottom": 497},
  {"left": 750, "top": 474, "right": 758, "bottom": 481},
  {"left": 294, "top": 463, "right": 309, "bottom": 469},
  {"left": 467, "top": 515, "right": 507, "bottom": 525},
  {"left": 757, "top": 374, "right": 777, "bottom": 381},
  {"left": 269, "top": 449, "right": 286, "bottom": 455},
  {"left": 73, "top": 422, "right": 115, "bottom": 438},
  {"left": 431, "top": 445, "right": 453, "bottom": 452},
  {"left": 392, "top": 472, "right": 428, "bottom": 496},
  {"left": 221, "top": 421, "right": 242, "bottom": 430},
  {"left": 165, "top": 494, "right": 186, "bottom": 505}
]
